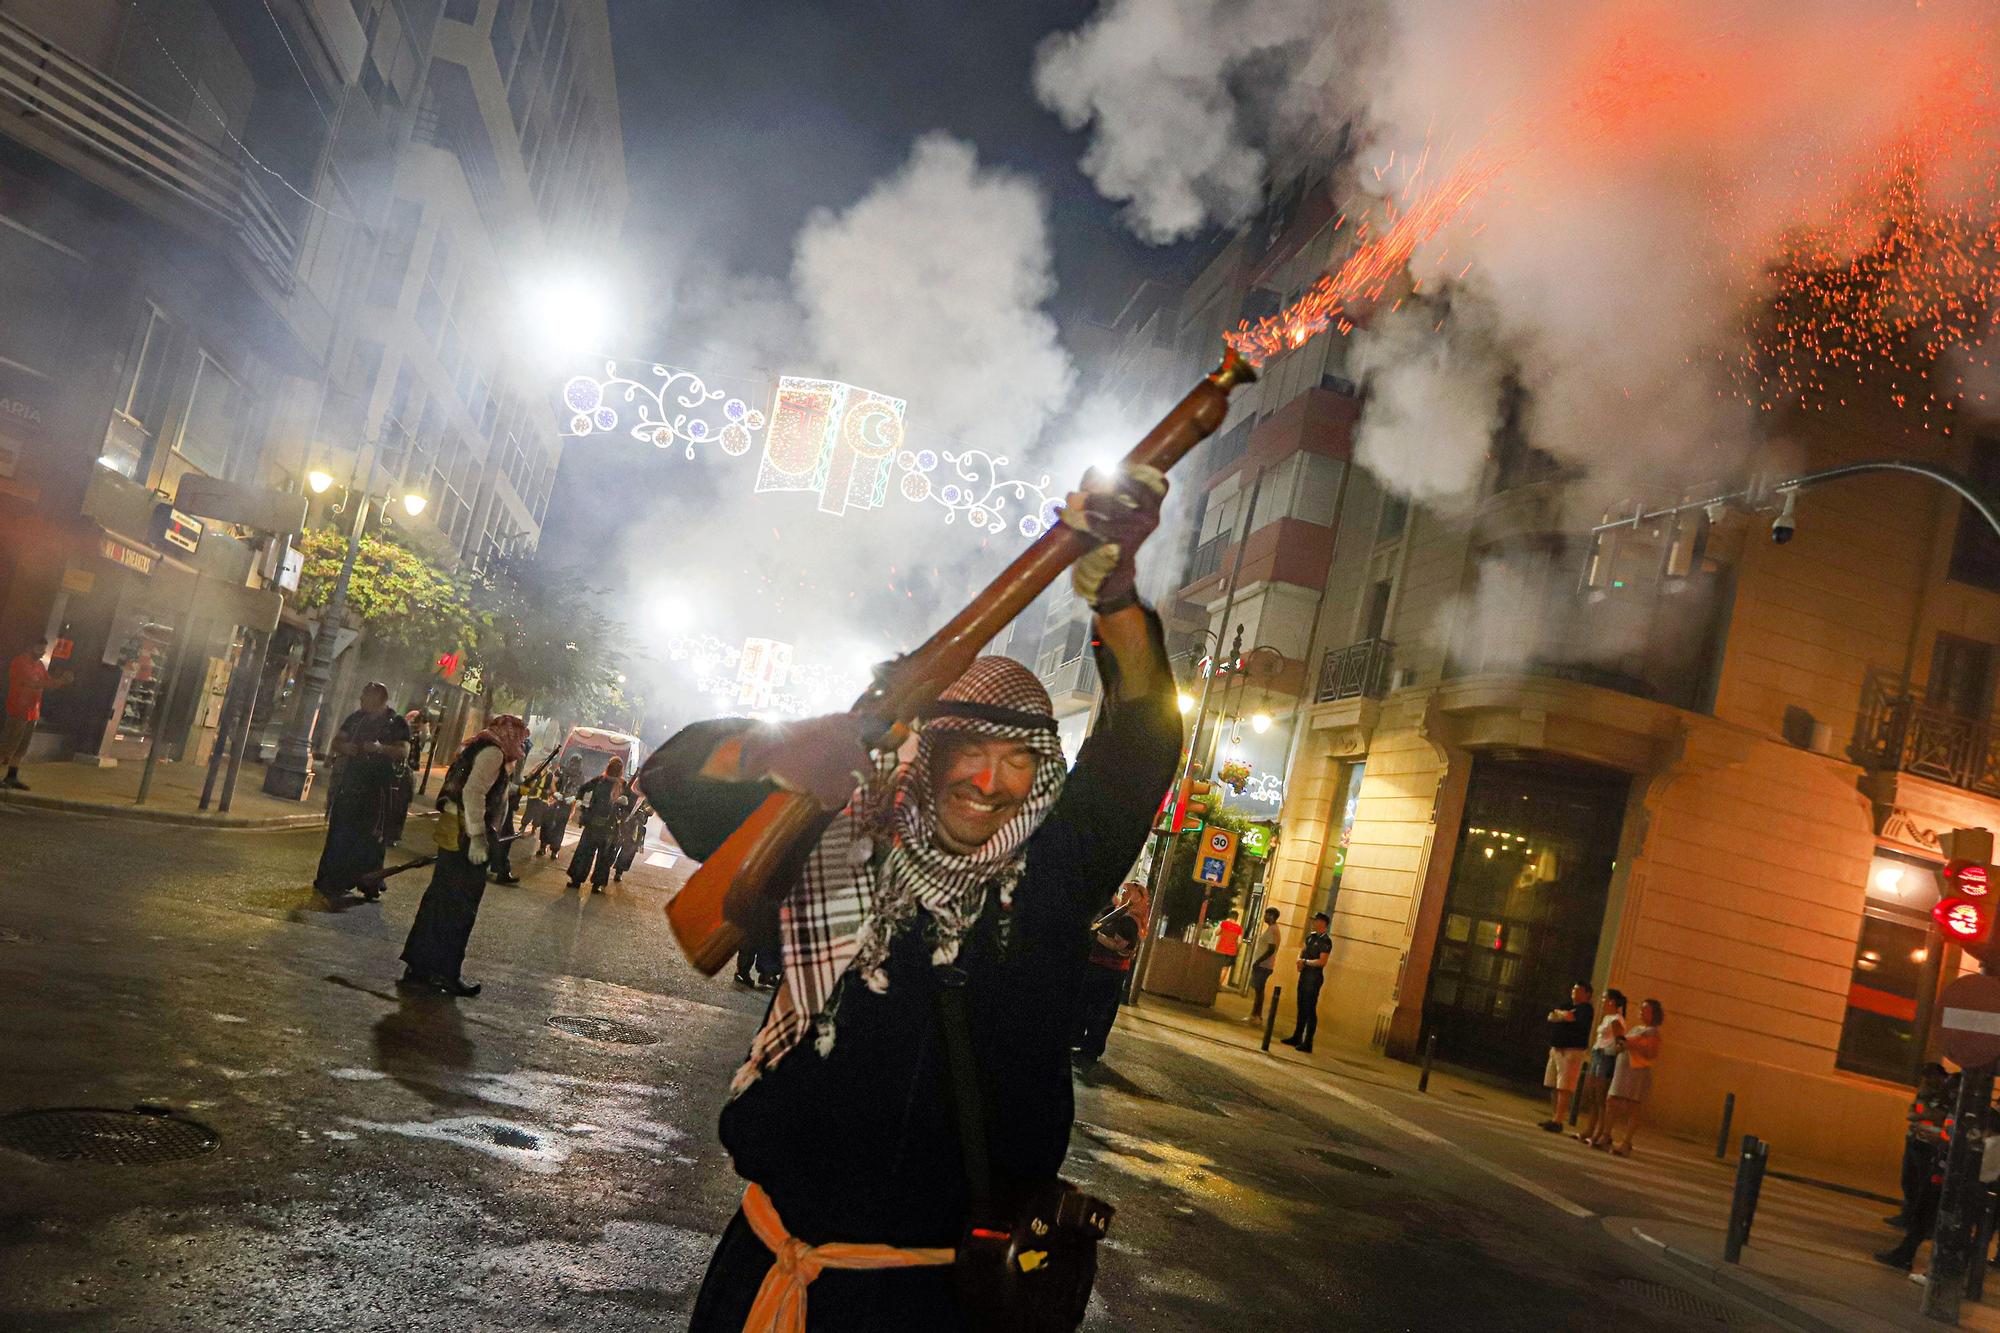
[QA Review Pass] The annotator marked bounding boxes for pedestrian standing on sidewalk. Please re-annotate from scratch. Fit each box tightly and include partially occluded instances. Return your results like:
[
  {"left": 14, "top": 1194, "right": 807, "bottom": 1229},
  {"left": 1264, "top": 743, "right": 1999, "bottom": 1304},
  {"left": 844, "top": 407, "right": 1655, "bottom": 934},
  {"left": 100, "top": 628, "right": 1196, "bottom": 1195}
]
[
  {"left": 2, "top": 637, "right": 69, "bottom": 790},
  {"left": 1886, "top": 1063, "right": 1950, "bottom": 1228},
  {"left": 1539, "top": 982, "right": 1595, "bottom": 1132},
  {"left": 1601, "top": 999, "right": 1663, "bottom": 1157},
  {"left": 566, "top": 757, "right": 627, "bottom": 892},
  {"left": 399, "top": 713, "right": 527, "bottom": 997},
  {"left": 1280, "top": 911, "right": 1332, "bottom": 1053},
  {"left": 1073, "top": 881, "right": 1146, "bottom": 1065},
  {"left": 1247, "top": 906, "right": 1282, "bottom": 1023},
  {"left": 1880, "top": 1066, "right": 1959, "bottom": 1271},
  {"left": 1576, "top": 988, "right": 1627, "bottom": 1147},
  {"left": 312, "top": 683, "right": 412, "bottom": 901}
]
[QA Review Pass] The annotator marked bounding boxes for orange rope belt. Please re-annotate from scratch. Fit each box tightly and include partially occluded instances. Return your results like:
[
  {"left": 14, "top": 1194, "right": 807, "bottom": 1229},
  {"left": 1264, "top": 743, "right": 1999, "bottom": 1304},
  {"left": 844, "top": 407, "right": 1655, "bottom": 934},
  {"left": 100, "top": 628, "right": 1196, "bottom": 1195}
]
[{"left": 739, "top": 1182, "right": 957, "bottom": 1332}]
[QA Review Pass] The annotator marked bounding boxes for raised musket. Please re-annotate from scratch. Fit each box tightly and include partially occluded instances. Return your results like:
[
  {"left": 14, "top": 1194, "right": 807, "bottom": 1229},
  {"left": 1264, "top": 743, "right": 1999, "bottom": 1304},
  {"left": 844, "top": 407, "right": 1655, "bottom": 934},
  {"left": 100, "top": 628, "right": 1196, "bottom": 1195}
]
[{"left": 653, "top": 348, "right": 1259, "bottom": 974}]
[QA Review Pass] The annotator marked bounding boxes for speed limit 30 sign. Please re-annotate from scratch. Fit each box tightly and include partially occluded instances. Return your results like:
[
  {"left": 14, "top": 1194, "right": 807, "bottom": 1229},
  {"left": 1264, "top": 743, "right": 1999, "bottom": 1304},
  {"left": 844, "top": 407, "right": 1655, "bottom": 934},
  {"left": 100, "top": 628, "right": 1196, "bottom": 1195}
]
[{"left": 1194, "top": 827, "right": 1238, "bottom": 886}]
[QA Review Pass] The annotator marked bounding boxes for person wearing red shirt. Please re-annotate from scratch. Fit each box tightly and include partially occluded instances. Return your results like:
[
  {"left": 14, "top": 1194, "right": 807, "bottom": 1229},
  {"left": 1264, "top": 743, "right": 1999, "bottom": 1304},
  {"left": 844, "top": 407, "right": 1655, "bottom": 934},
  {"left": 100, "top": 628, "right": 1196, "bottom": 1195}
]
[{"left": 3, "top": 637, "right": 69, "bottom": 790}]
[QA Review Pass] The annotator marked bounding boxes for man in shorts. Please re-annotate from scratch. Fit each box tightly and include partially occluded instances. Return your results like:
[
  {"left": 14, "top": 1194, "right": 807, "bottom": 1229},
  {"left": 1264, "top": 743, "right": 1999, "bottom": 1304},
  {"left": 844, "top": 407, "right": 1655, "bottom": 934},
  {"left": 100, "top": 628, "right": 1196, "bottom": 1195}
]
[{"left": 1540, "top": 981, "right": 1594, "bottom": 1132}]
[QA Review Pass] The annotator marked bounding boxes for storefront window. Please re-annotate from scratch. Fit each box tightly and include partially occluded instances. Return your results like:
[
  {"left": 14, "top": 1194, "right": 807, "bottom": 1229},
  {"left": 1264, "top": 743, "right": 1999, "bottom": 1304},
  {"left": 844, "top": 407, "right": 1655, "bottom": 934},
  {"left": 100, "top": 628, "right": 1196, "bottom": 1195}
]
[
  {"left": 1836, "top": 850, "right": 1942, "bottom": 1085},
  {"left": 1312, "top": 759, "right": 1365, "bottom": 918}
]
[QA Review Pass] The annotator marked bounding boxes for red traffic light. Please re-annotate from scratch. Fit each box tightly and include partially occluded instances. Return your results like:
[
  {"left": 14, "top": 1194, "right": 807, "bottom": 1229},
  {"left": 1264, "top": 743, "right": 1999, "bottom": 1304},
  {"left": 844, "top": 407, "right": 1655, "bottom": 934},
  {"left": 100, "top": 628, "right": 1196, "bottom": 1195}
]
[
  {"left": 1946, "top": 859, "right": 1992, "bottom": 897},
  {"left": 1936, "top": 896, "right": 1990, "bottom": 944}
]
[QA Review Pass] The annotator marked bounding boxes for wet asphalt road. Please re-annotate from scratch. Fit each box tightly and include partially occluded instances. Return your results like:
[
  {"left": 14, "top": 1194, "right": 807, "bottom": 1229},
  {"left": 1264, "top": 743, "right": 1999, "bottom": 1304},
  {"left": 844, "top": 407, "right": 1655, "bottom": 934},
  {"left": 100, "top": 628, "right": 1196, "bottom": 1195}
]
[{"left": 0, "top": 804, "right": 1779, "bottom": 1331}]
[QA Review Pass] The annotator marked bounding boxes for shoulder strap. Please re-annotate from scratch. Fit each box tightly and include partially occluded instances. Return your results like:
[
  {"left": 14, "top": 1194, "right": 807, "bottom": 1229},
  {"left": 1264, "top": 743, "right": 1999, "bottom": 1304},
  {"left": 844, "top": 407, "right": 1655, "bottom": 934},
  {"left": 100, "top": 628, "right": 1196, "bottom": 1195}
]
[{"left": 933, "top": 964, "right": 994, "bottom": 1215}]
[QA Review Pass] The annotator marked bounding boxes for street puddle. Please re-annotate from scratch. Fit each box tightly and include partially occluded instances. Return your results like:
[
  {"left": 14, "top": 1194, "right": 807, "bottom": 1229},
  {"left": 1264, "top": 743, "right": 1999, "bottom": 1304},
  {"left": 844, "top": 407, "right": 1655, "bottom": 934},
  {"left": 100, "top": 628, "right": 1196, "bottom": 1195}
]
[
  {"left": 342, "top": 1115, "right": 572, "bottom": 1173},
  {"left": 1074, "top": 1124, "right": 1300, "bottom": 1234}
]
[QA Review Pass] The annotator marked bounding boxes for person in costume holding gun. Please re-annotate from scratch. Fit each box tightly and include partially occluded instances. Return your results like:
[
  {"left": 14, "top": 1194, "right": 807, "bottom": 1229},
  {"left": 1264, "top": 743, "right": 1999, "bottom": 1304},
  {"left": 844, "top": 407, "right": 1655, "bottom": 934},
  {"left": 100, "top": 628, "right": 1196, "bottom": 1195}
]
[{"left": 643, "top": 467, "right": 1182, "bottom": 1331}]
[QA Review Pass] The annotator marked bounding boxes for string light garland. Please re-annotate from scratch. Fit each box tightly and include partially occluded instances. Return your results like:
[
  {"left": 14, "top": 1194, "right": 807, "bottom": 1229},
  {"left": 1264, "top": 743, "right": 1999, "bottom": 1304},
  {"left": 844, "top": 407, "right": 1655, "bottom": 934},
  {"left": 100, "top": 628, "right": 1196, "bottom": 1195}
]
[{"left": 562, "top": 359, "right": 1067, "bottom": 539}]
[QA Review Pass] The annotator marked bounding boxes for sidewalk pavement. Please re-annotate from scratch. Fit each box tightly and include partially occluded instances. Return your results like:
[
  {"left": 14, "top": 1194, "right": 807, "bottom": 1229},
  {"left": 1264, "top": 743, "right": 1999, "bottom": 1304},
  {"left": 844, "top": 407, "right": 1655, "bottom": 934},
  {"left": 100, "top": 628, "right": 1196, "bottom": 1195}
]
[
  {"left": 1119, "top": 988, "right": 2000, "bottom": 1330},
  {"left": 1628, "top": 1215, "right": 2000, "bottom": 1332},
  {"left": 0, "top": 754, "right": 327, "bottom": 829},
  {"left": 1123, "top": 982, "right": 1901, "bottom": 1200}
]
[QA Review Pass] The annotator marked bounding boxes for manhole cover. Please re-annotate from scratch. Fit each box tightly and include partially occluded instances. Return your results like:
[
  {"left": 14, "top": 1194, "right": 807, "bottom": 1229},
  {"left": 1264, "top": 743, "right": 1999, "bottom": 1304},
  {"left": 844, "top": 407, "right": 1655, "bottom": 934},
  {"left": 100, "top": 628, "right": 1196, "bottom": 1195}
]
[
  {"left": 0, "top": 1107, "right": 219, "bottom": 1165},
  {"left": 547, "top": 1015, "right": 657, "bottom": 1045},
  {"left": 1305, "top": 1146, "right": 1395, "bottom": 1178},
  {"left": 1614, "top": 1277, "right": 1736, "bottom": 1323}
]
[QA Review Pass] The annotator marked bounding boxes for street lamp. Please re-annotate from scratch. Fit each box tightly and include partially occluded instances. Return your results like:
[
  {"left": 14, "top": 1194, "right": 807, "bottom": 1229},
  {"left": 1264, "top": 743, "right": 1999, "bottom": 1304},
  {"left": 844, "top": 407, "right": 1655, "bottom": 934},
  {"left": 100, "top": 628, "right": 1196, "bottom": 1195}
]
[{"left": 263, "top": 439, "right": 428, "bottom": 800}]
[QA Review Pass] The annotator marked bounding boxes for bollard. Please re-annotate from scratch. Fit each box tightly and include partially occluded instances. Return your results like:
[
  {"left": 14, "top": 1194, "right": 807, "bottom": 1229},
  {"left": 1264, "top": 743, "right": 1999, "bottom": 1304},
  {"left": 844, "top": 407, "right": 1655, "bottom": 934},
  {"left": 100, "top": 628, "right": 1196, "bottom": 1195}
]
[
  {"left": 1723, "top": 1135, "right": 1769, "bottom": 1264},
  {"left": 1261, "top": 987, "right": 1282, "bottom": 1052},
  {"left": 1418, "top": 1032, "right": 1437, "bottom": 1093},
  {"left": 1715, "top": 1092, "right": 1735, "bottom": 1161}
]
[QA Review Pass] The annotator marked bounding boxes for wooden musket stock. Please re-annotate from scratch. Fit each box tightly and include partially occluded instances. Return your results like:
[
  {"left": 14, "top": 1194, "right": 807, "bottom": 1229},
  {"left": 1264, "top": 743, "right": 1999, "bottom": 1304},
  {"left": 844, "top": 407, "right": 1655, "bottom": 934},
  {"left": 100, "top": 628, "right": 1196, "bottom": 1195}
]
[{"left": 664, "top": 348, "right": 1259, "bottom": 974}]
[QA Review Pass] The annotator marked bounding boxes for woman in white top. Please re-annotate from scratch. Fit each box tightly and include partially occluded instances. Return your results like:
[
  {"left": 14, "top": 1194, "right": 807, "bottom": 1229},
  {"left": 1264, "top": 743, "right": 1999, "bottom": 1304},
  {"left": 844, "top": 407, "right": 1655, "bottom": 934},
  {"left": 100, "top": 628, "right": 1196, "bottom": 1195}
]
[
  {"left": 1576, "top": 988, "right": 1626, "bottom": 1148},
  {"left": 1604, "top": 999, "right": 1665, "bottom": 1157}
]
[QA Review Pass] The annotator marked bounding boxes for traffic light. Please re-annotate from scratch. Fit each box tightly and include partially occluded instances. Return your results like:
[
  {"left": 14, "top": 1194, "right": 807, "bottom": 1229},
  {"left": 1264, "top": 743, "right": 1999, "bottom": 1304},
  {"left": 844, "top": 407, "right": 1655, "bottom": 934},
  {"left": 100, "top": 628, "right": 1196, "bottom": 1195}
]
[{"left": 1935, "top": 828, "right": 1997, "bottom": 959}]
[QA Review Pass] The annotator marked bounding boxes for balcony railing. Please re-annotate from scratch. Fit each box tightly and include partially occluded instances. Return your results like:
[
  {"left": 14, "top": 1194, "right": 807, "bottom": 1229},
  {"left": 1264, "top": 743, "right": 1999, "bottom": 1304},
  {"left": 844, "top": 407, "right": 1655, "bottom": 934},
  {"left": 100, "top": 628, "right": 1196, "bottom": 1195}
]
[
  {"left": 1856, "top": 669, "right": 2000, "bottom": 797},
  {"left": 1041, "top": 653, "right": 1100, "bottom": 703},
  {"left": 1317, "top": 638, "right": 1395, "bottom": 703},
  {"left": 0, "top": 13, "right": 299, "bottom": 290},
  {"left": 1186, "top": 532, "right": 1231, "bottom": 585}
]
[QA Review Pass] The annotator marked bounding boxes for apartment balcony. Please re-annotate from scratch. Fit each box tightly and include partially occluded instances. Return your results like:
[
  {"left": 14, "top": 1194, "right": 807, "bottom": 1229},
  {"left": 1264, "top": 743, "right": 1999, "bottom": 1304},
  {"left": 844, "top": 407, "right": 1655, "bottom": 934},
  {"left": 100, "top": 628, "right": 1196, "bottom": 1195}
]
[
  {"left": 0, "top": 11, "right": 300, "bottom": 291},
  {"left": 1317, "top": 638, "right": 1395, "bottom": 703},
  {"left": 1186, "top": 532, "right": 1231, "bottom": 587},
  {"left": 1856, "top": 669, "right": 2000, "bottom": 798},
  {"left": 1040, "top": 652, "right": 1100, "bottom": 713}
]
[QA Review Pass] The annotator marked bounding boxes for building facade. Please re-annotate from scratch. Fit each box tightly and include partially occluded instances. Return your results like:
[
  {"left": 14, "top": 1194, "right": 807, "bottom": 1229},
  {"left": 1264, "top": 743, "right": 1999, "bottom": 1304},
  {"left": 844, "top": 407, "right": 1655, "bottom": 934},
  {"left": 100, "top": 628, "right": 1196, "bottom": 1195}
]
[
  {"left": 1078, "top": 160, "right": 1994, "bottom": 1176},
  {"left": 0, "top": 0, "right": 624, "bottom": 773}
]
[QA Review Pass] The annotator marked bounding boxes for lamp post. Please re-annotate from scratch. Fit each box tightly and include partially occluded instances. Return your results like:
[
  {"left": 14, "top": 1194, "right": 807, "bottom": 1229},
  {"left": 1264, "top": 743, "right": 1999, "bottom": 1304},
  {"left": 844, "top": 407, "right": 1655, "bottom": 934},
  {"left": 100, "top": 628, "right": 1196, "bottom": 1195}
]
[{"left": 262, "top": 443, "right": 426, "bottom": 800}]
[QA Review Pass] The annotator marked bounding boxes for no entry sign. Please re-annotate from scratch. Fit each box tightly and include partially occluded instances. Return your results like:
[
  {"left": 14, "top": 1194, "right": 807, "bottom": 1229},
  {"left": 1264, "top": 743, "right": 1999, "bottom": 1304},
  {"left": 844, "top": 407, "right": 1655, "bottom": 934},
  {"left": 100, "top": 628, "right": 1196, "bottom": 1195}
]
[{"left": 1938, "top": 972, "right": 2000, "bottom": 1068}]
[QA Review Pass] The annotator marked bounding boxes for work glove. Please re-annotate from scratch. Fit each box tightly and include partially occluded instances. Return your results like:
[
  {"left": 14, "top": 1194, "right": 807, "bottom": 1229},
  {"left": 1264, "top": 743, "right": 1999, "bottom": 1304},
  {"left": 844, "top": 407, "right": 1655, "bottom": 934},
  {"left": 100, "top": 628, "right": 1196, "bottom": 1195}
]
[
  {"left": 467, "top": 836, "right": 489, "bottom": 867},
  {"left": 737, "top": 714, "right": 878, "bottom": 810},
  {"left": 1062, "top": 464, "right": 1167, "bottom": 611}
]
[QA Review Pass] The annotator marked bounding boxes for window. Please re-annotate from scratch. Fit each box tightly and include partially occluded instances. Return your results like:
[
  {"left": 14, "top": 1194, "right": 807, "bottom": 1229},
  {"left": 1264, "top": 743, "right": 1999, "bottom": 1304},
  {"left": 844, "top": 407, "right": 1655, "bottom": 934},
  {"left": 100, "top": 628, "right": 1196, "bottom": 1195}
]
[
  {"left": 415, "top": 231, "right": 451, "bottom": 341},
  {"left": 1376, "top": 493, "right": 1409, "bottom": 543},
  {"left": 1949, "top": 435, "right": 2000, "bottom": 593},
  {"left": 0, "top": 214, "right": 84, "bottom": 381},
  {"left": 443, "top": 0, "right": 479, "bottom": 22},
  {"left": 1927, "top": 633, "right": 1996, "bottom": 718},
  {"left": 491, "top": 0, "right": 525, "bottom": 76},
  {"left": 1489, "top": 384, "right": 1560, "bottom": 493},
  {"left": 1836, "top": 850, "right": 1944, "bottom": 1084},
  {"left": 175, "top": 351, "right": 243, "bottom": 477},
  {"left": 103, "top": 304, "right": 176, "bottom": 478},
  {"left": 370, "top": 199, "right": 421, "bottom": 308}
]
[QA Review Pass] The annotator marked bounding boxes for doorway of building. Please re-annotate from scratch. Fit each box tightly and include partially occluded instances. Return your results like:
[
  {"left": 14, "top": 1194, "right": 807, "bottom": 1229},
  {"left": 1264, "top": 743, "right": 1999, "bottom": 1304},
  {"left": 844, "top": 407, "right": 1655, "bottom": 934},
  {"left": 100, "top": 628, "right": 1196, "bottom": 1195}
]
[{"left": 1421, "top": 756, "right": 1631, "bottom": 1081}]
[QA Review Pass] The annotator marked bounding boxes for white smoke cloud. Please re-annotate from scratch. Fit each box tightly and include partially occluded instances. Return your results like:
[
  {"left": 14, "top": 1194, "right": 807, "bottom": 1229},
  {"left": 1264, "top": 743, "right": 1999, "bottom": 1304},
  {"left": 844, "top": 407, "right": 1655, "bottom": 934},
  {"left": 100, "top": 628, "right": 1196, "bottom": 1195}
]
[
  {"left": 1044, "top": 0, "right": 2000, "bottom": 495},
  {"left": 607, "top": 135, "right": 1084, "bottom": 731},
  {"left": 1032, "top": 0, "right": 1371, "bottom": 243},
  {"left": 1348, "top": 300, "right": 1504, "bottom": 504},
  {"left": 795, "top": 134, "right": 1075, "bottom": 456}
]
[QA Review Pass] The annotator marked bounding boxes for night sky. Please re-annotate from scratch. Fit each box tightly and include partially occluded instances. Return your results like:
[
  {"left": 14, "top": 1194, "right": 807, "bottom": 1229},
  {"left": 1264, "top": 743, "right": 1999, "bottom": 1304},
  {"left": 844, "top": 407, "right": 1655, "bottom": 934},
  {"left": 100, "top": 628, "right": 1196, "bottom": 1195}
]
[{"left": 538, "top": 0, "right": 1202, "bottom": 575}]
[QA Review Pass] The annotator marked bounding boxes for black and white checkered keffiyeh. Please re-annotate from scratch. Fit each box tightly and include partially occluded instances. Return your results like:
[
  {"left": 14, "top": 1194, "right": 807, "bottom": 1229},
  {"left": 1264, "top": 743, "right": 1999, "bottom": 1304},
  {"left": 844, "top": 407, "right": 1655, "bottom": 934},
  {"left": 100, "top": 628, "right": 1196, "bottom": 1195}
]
[{"left": 730, "top": 657, "right": 1067, "bottom": 1093}]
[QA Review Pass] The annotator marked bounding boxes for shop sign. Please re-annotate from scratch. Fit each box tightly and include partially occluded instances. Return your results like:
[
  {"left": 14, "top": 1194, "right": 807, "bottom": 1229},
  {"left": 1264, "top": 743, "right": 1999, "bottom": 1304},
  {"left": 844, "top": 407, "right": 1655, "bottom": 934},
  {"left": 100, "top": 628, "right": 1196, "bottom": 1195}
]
[
  {"left": 1239, "top": 823, "right": 1274, "bottom": 858},
  {"left": 60, "top": 567, "right": 95, "bottom": 594},
  {"left": 99, "top": 537, "right": 157, "bottom": 575},
  {"left": 48, "top": 637, "right": 72, "bottom": 661},
  {"left": 152, "top": 504, "right": 203, "bottom": 555}
]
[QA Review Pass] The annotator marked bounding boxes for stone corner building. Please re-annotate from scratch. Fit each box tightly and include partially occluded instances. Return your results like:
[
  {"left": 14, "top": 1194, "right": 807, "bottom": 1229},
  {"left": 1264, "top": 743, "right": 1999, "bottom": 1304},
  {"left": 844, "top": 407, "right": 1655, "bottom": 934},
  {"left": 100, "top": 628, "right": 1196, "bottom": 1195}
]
[{"left": 1076, "top": 158, "right": 1998, "bottom": 1178}]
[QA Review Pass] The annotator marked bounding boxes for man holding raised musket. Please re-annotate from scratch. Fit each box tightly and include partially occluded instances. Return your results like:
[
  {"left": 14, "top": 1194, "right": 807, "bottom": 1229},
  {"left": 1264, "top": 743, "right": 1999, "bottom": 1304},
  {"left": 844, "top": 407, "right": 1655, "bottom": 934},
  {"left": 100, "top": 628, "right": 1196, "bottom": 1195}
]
[{"left": 644, "top": 466, "right": 1182, "bottom": 1331}]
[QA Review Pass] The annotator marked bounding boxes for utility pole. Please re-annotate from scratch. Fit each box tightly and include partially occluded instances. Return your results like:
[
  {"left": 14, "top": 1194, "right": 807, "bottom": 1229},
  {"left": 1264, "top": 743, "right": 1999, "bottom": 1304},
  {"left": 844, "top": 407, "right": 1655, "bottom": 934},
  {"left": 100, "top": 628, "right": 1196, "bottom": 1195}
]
[{"left": 1131, "top": 465, "right": 1263, "bottom": 1004}]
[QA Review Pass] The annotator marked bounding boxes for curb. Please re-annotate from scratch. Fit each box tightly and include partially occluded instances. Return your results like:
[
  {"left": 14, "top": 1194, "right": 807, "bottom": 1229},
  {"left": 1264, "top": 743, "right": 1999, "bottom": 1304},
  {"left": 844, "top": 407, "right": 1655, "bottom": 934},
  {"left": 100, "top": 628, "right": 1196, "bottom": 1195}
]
[
  {"left": 0, "top": 790, "right": 327, "bottom": 831},
  {"left": 1625, "top": 1223, "right": 1868, "bottom": 1333}
]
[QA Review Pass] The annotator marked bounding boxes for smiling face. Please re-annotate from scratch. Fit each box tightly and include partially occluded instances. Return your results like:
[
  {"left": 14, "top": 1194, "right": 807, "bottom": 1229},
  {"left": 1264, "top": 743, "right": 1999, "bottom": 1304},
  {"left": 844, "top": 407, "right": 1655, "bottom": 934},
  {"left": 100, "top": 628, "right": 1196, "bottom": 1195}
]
[{"left": 928, "top": 732, "right": 1038, "bottom": 854}]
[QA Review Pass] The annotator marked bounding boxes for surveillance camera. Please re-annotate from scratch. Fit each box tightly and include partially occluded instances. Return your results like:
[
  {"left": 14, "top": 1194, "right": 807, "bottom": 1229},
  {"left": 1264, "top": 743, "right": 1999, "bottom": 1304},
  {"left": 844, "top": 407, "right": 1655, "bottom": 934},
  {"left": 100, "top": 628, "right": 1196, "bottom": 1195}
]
[{"left": 1770, "top": 487, "right": 1798, "bottom": 545}]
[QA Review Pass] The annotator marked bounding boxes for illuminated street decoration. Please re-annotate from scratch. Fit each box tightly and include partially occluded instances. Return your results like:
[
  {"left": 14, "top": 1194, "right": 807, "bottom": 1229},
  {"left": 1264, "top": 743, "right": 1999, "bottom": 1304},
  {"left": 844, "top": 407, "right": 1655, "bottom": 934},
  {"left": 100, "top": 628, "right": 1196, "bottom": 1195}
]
[
  {"left": 755, "top": 377, "right": 908, "bottom": 516},
  {"left": 561, "top": 359, "right": 1068, "bottom": 540},
  {"left": 562, "top": 364, "right": 766, "bottom": 459},
  {"left": 668, "top": 632, "right": 870, "bottom": 719},
  {"left": 898, "top": 448, "right": 1063, "bottom": 538}
]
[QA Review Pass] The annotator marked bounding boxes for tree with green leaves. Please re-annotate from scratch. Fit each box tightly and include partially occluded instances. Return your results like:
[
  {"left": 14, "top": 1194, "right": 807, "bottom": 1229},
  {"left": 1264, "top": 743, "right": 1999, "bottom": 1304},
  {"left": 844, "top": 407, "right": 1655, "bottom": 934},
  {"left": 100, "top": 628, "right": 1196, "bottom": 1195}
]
[
  {"left": 293, "top": 525, "right": 482, "bottom": 692},
  {"left": 465, "top": 548, "right": 625, "bottom": 720},
  {"left": 1158, "top": 804, "right": 1263, "bottom": 934}
]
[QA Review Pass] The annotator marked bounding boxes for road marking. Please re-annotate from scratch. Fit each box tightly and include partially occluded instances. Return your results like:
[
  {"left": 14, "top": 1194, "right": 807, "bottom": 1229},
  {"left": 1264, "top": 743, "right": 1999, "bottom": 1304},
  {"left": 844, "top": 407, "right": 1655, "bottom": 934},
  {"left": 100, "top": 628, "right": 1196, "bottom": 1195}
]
[
  {"left": 646, "top": 851, "right": 678, "bottom": 868},
  {"left": 1303, "top": 1074, "right": 1595, "bottom": 1219}
]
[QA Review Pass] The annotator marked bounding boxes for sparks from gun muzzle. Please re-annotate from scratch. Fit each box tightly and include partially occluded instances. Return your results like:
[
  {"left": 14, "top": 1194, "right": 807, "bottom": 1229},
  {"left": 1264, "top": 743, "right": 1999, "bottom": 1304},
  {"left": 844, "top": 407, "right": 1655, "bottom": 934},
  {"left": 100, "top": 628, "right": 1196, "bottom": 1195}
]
[{"left": 1227, "top": 146, "right": 1506, "bottom": 370}]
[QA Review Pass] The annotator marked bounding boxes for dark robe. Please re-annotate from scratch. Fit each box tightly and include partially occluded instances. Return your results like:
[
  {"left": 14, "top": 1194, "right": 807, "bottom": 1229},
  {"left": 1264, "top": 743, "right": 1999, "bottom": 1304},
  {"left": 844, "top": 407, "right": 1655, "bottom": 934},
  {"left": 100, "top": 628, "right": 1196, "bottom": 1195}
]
[
  {"left": 313, "top": 708, "right": 412, "bottom": 896},
  {"left": 401, "top": 738, "right": 508, "bottom": 983},
  {"left": 566, "top": 775, "right": 626, "bottom": 887},
  {"left": 645, "top": 615, "right": 1180, "bottom": 1332}
]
